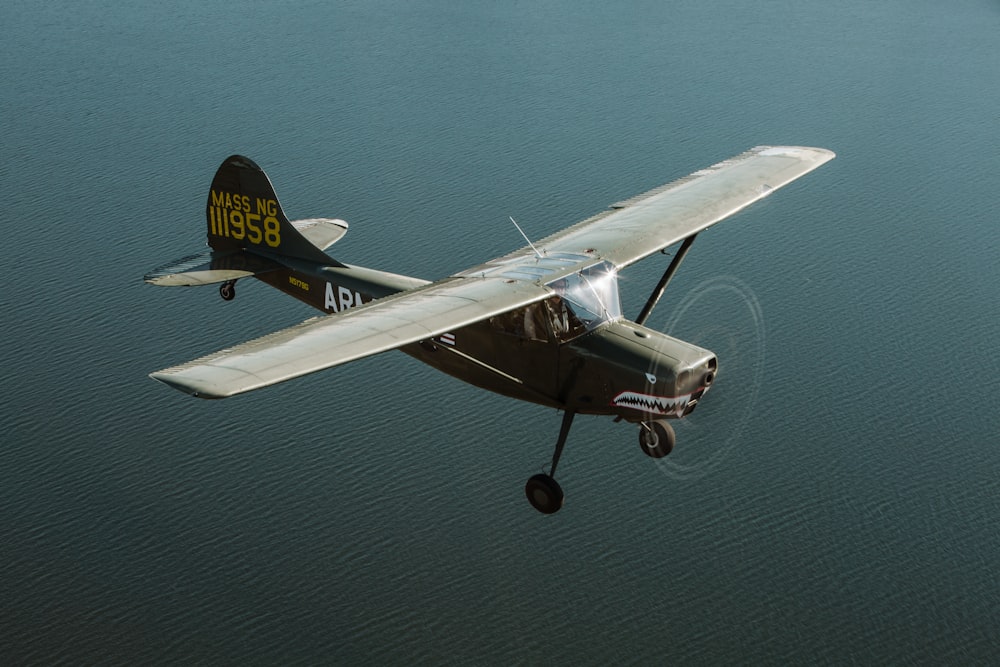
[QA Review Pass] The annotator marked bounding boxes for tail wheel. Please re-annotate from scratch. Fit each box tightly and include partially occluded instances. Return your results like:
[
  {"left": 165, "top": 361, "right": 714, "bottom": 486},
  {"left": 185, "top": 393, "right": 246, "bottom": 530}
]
[
  {"left": 219, "top": 281, "right": 236, "bottom": 301},
  {"left": 638, "top": 420, "right": 675, "bottom": 458},
  {"left": 525, "top": 473, "right": 564, "bottom": 514}
]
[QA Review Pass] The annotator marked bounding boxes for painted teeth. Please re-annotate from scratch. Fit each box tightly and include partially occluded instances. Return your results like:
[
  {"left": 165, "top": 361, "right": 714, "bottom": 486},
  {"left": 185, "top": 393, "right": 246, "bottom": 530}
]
[{"left": 612, "top": 391, "right": 689, "bottom": 416}]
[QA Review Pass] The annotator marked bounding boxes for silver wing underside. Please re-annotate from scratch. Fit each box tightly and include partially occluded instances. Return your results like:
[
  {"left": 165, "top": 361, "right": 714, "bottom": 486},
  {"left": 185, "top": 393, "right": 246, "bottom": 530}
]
[
  {"left": 466, "top": 145, "right": 835, "bottom": 274},
  {"left": 151, "top": 276, "right": 551, "bottom": 398},
  {"left": 151, "top": 146, "right": 834, "bottom": 399}
]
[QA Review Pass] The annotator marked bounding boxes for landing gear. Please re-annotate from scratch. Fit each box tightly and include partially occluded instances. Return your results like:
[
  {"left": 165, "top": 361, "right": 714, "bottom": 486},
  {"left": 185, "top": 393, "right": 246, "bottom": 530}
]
[
  {"left": 525, "top": 474, "right": 564, "bottom": 514},
  {"left": 525, "top": 409, "right": 575, "bottom": 514},
  {"left": 219, "top": 280, "right": 236, "bottom": 301},
  {"left": 638, "top": 419, "right": 675, "bottom": 458}
]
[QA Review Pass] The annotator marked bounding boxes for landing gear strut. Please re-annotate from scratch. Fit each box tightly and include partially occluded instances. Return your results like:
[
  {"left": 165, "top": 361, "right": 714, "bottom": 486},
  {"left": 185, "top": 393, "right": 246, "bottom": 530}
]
[
  {"left": 638, "top": 419, "right": 675, "bottom": 458},
  {"left": 219, "top": 280, "right": 236, "bottom": 301},
  {"left": 525, "top": 410, "right": 575, "bottom": 514}
]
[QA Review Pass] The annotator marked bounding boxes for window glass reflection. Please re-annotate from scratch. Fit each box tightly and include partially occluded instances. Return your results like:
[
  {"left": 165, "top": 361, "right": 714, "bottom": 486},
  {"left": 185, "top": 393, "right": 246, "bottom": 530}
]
[
  {"left": 488, "top": 262, "right": 622, "bottom": 343},
  {"left": 546, "top": 262, "right": 621, "bottom": 341}
]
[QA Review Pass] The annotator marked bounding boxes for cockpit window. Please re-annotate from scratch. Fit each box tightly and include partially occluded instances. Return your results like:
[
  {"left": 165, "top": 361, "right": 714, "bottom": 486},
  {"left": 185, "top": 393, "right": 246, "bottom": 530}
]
[
  {"left": 545, "top": 262, "right": 622, "bottom": 341},
  {"left": 489, "top": 261, "right": 622, "bottom": 343}
]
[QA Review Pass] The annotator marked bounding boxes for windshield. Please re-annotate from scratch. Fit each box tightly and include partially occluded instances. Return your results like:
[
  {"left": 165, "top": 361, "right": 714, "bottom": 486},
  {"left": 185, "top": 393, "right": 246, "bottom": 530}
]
[{"left": 545, "top": 262, "right": 622, "bottom": 340}]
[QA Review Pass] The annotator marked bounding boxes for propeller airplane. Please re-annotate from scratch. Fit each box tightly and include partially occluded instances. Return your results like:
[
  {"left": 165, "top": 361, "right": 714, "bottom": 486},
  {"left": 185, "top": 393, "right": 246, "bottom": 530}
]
[{"left": 146, "top": 146, "right": 834, "bottom": 513}]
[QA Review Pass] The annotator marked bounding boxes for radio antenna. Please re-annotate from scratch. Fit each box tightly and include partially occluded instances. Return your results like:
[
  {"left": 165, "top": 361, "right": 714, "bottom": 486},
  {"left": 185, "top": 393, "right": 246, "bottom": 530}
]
[{"left": 509, "top": 216, "right": 544, "bottom": 259}]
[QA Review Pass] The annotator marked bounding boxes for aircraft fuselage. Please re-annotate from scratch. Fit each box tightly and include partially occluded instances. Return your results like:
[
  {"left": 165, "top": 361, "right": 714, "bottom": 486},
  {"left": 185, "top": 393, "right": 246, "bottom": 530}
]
[{"left": 253, "top": 258, "right": 717, "bottom": 422}]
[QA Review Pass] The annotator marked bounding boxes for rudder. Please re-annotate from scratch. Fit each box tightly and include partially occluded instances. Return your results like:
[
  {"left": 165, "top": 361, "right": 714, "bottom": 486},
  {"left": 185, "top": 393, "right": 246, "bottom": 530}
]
[{"left": 206, "top": 155, "right": 335, "bottom": 264}]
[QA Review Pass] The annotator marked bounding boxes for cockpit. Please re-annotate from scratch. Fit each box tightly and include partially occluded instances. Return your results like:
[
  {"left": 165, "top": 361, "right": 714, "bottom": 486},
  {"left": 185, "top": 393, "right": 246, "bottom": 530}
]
[
  {"left": 495, "top": 261, "right": 622, "bottom": 343},
  {"left": 546, "top": 261, "right": 622, "bottom": 339}
]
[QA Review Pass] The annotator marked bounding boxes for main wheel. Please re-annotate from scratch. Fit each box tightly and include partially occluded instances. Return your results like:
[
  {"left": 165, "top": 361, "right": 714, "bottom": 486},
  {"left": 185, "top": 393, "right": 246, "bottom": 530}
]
[
  {"left": 525, "top": 473, "right": 564, "bottom": 514},
  {"left": 638, "top": 420, "right": 675, "bottom": 458},
  {"left": 220, "top": 281, "right": 236, "bottom": 301}
]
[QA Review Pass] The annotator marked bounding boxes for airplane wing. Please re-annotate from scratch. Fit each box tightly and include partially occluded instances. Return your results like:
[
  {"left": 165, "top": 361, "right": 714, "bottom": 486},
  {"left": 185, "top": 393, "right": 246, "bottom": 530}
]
[
  {"left": 533, "top": 145, "right": 835, "bottom": 269},
  {"left": 152, "top": 146, "right": 833, "bottom": 399},
  {"left": 150, "top": 276, "right": 551, "bottom": 398}
]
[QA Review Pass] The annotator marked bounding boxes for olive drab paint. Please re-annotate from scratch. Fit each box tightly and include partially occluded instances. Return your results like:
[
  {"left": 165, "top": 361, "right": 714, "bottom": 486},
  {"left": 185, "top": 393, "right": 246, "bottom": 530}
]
[
  {"left": 147, "top": 147, "right": 835, "bottom": 513},
  {"left": 205, "top": 155, "right": 337, "bottom": 265}
]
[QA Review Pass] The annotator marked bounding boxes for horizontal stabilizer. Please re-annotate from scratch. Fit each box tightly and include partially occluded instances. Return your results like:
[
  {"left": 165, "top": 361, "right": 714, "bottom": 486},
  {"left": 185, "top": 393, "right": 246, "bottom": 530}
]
[
  {"left": 290, "top": 218, "right": 349, "bottom": 251},
  {"left": 144, "top": 249, "right": 284, "bottom": 286}
]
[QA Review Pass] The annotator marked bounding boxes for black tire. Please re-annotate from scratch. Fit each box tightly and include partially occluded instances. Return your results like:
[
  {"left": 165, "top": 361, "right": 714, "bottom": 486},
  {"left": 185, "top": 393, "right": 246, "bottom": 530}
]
[
  {"left": 638, "top": 420, "right": 675, "bottom": 458},
  {"left": 220, "top": 282, "right": 236, "bottom": 301},
  {"left": 525, "top": 473, "right": 564, "bottom": 514}
]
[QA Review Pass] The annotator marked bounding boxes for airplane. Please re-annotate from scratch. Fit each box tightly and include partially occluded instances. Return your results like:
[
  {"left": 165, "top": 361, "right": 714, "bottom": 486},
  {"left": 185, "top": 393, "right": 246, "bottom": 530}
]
[{"left": 145, "top": 146, "right": 835, "bottom": 514}]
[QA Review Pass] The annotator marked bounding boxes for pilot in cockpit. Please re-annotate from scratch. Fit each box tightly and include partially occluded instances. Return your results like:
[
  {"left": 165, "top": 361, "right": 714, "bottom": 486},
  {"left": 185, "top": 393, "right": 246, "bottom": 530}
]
[
  {"left": 546, "top": 278, "right": 581, "bottom": 338},
  {"left": 522, "top": 281, "right": 577, "bottom": 340}
]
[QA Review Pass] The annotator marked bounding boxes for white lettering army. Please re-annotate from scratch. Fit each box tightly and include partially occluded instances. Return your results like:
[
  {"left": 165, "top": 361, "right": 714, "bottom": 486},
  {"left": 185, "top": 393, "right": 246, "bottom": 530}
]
[{"left": 325, "top": 283, "right": 364, "bottom": 313}]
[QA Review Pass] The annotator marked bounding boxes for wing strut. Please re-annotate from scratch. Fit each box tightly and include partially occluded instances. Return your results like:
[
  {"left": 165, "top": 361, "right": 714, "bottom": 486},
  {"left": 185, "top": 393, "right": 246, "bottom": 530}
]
[{"left": 634, "top": 234, "right": 698, "bottom": 326}]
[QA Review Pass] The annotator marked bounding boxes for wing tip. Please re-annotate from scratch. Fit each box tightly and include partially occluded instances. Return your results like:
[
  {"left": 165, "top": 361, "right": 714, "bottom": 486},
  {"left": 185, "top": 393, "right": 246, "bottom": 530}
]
[
  {"left": 756, "top": 145, "right": 836, "bottom": 161},
  {"left": 149, "top": 370, "right": 225, "bottom": 399}
]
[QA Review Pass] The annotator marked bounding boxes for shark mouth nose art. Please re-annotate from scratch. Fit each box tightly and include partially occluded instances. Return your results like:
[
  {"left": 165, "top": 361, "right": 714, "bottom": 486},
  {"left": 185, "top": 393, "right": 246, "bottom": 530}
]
[{"left": 612, "top": 391, "right": 692, "bottom": 417}]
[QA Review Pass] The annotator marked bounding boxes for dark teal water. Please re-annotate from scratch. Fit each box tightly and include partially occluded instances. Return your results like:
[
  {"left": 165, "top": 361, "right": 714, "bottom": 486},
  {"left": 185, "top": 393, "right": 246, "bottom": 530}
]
[{"left": 3, "top": 1, "right": 1000, "bottom": 663}]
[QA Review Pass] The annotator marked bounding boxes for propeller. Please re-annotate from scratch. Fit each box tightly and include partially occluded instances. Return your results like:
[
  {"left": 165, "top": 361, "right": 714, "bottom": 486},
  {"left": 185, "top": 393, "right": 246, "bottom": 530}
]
[{"left": 642, "top": 274, "right": 767, "bottom": 480}]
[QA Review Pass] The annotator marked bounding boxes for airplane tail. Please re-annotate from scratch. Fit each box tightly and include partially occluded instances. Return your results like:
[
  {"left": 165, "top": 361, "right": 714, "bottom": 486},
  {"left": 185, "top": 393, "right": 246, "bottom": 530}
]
[
  {"left": 206, "top": 155, "right": 345, "bottom": 264},
  {"left": 145, "top": 155, "right": 348, "bottom": 287}
]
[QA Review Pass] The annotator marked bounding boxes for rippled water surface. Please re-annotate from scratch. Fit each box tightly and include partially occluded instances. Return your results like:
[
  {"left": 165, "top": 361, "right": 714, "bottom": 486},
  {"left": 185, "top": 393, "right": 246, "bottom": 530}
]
[{"left": 3, "top": 1, "right": 999, "bottom": 663}]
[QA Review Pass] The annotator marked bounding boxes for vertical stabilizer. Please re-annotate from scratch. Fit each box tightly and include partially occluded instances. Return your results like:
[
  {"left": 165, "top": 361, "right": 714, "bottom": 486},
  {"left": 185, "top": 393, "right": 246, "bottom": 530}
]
[{"left": 206, "top": 155, "right": 336, "bottom": 264}]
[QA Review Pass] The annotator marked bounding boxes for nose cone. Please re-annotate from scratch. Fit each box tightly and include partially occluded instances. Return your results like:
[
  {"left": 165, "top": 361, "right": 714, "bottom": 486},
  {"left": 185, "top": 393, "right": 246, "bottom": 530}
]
[
  {"left": 565, "top": 320, "right": 717, "bottom": 418},
  {"left": 676, "top": 356, "right": 718, "bottom": 395}
]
